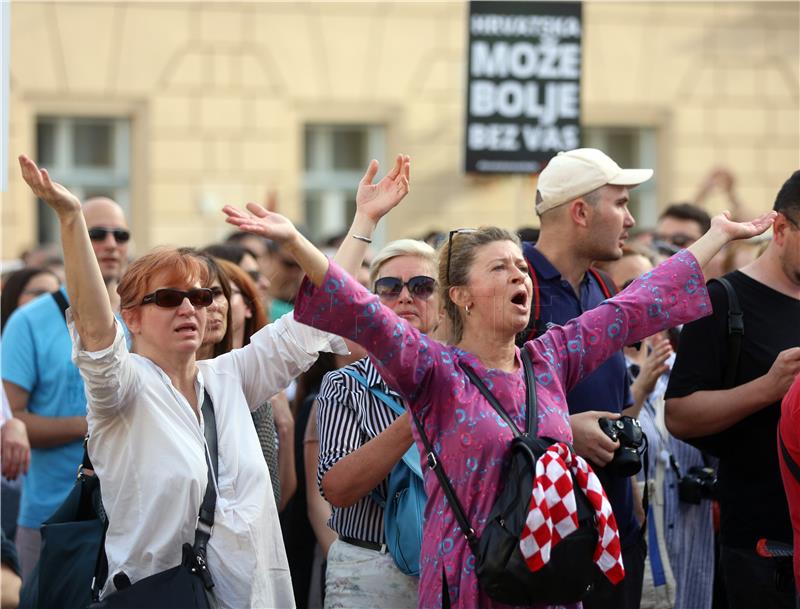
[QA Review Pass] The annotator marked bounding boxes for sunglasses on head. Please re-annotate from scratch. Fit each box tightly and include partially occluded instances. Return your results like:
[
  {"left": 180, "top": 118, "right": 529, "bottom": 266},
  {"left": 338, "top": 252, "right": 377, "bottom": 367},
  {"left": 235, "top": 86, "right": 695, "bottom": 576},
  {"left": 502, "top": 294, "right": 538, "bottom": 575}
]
[
  {"left": 446, "top": 228, "right": 477, "bottom": 284},
  {"left": 141, "top": 288, "right": 213, "bottom": 308},
  {"left": 374, "top": 276, "right": 437, "bottom": 301},
  {"left": 88, "top": 227, "right": 131, "bottom": 243}
]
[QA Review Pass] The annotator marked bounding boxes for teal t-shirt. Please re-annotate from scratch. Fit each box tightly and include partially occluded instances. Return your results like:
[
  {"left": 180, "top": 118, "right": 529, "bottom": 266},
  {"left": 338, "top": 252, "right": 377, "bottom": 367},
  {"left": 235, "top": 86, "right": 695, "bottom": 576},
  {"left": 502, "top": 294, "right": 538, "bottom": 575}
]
[
  {"left": 2, "top": 289, "right": 86, "bottom": 528},
  {"left": 269, "top": 298, "right": 293, "bottom": 322}
]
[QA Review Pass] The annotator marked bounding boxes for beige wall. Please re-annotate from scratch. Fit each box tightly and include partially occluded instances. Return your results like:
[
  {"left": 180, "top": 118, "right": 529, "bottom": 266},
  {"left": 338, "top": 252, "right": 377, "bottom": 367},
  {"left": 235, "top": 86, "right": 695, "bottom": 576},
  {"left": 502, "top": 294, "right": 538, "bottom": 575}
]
[{"left": 3, "top": 1, "right": 798, "bottom": 259}]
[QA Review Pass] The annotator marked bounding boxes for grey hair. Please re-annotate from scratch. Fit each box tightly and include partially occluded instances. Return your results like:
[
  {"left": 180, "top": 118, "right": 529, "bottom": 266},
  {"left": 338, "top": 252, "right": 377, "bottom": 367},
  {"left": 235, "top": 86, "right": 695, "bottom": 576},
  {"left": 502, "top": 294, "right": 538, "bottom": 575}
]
[
  {"left": 369, "top": 239, "right": 438, "bottom": 288},
  {"left": 438, "top": 227, "right": 521, "bottom": 343}
]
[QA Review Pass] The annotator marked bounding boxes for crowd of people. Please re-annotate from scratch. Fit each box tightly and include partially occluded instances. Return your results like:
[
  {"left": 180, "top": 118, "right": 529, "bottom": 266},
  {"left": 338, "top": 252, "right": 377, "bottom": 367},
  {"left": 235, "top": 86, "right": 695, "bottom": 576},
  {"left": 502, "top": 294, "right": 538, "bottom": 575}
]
[{"left": 0, "top": 148, "right": 797, "bottom": 609}]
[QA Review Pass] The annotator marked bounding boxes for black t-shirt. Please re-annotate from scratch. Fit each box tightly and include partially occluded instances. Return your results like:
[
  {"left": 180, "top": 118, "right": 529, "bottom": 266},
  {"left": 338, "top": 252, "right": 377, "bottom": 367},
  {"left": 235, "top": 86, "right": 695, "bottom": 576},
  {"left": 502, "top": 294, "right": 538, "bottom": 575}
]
[{"left": 665, "top": 271, "right": 800, "bottom": 549}]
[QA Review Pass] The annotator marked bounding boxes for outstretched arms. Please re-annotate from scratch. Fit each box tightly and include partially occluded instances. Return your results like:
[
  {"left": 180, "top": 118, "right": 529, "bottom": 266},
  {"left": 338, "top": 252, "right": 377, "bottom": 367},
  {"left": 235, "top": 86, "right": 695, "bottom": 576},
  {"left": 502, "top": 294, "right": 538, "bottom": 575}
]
[{"left": 18, "top": 155, "right": 115, "bottom": 351}]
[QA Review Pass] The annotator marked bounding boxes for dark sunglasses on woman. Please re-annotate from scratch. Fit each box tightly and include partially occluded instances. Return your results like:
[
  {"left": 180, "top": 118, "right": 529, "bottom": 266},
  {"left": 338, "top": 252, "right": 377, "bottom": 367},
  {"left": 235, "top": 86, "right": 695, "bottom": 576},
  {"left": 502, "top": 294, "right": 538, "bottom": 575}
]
[
  {"left": 374, "top": 276, "right": 437, "bottom": 301},
  {"left": 140, "top": 288, "right": 213, "bottom": 308},
  {"left": 88, "top": 227, "right": 131, "bottom": 243}
]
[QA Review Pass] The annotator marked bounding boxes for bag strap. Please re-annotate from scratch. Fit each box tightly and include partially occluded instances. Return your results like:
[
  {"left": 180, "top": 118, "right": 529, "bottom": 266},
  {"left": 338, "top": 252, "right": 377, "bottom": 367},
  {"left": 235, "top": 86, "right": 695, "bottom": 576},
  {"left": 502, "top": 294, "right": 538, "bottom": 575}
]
[
  {"left": 459, "top": 348, "right": 538, "bottom": 438},
  {"left": 779, "top": 428, "right": 800, "bottom": 484},
  {"left": 409, "top": 349, "right": 538, "bottom": 555},
  {"left": 194, "top": 390, "right": 218, "bottom": 563},
  {"left": 91, "top": 390, "right": 219, "bottom": 599},
  {"left": 710, "top": 277, "right": 744, "bottom": 389},
  {"left": 341, "top": 368, "right": 423, "bottom": 479},
  {"left": 52, "top": 289, "right": 69, "bottom": 322}
]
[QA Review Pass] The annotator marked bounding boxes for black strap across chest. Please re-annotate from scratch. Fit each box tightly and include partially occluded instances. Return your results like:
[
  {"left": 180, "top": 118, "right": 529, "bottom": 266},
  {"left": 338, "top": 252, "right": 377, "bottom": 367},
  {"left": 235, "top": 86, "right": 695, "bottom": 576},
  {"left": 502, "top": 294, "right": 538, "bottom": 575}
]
[{"left": 410, "top": 349, "right": 538, "bottom": 552}]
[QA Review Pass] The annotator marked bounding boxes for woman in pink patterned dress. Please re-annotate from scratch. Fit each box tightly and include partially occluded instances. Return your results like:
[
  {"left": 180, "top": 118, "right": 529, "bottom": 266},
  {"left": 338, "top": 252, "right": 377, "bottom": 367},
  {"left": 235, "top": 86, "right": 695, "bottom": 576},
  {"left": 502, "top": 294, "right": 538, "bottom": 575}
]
[{"left": 223, "top": 202, "right": 774, "bottom": 609}]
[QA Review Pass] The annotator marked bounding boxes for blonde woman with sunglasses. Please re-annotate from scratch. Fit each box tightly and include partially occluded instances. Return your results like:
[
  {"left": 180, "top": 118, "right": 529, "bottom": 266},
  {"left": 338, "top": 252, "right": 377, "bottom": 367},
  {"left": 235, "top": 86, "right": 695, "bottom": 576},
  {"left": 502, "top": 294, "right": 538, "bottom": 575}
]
[
  {"left": 17, "top": 153, "right": 410, "bottom": 609},
  {"left": 316, "top": 239, "right": 440, "bottom": 608}
]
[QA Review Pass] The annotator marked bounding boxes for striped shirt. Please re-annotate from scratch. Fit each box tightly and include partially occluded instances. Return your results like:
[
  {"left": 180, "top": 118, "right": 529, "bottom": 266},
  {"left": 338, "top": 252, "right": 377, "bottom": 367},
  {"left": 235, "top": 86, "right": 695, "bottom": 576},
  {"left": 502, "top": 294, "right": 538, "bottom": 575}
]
[{"left": 316, "top": 357, "right": 403, "bottom": 545}]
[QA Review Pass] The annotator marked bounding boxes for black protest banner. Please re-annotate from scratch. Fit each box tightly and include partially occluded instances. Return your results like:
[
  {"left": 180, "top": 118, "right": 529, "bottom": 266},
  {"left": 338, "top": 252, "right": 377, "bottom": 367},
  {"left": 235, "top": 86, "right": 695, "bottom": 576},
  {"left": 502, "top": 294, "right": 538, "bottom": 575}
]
[{"left": 465, "top": 1, "right": 582, "bottom": 174}]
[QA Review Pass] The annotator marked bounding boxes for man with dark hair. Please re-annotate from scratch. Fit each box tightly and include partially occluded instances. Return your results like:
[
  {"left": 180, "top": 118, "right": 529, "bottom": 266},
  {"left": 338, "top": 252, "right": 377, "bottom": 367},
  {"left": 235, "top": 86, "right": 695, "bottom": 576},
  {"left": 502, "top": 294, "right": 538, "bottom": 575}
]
[
  {"left": 523, "top": 148, "right": 653, "bottom": 609},
  {"left": 666, "top": 170, "right": 800, "bottom": 609},
  {"left": 653, "top": 202, "right": 712, "bottom": 254}
]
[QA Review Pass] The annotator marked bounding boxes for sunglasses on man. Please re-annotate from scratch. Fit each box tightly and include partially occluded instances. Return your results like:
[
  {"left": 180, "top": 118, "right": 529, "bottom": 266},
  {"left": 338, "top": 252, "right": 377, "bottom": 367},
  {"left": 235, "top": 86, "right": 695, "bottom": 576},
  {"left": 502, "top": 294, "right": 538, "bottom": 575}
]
[
  {"left": 141, "top": 288, "right": 214, "bottom": 308},
  {"left": 374, "top": 276, "right": 437, "bottom": 301},
  {"left": 88, "top": 227, "right": 131, "bottom": 243}
]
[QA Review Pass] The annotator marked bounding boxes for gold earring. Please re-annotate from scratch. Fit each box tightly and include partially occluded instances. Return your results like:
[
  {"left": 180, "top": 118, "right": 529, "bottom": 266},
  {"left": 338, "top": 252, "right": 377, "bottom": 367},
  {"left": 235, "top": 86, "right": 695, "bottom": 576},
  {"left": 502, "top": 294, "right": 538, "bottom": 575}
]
[{"left": 465, "top": 304, "right": 471, "bottom": 315}]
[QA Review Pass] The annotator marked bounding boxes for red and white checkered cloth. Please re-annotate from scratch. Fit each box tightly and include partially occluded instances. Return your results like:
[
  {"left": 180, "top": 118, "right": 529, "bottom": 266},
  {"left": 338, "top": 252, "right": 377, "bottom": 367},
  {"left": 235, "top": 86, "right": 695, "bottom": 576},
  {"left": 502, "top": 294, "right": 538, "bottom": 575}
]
[{"left": 519, "top": 442, "right": 625, "bottom": 584}]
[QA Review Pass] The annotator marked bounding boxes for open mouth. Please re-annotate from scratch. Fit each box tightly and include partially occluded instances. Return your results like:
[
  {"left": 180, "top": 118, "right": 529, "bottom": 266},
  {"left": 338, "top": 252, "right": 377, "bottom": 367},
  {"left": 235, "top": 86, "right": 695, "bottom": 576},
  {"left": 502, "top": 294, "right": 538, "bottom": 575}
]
[
  {"left": 511, "top": 291, "right": 528, "bottom": 308},
  {"left": 175, "top": 322, "right": 198, "bottom": 334}
]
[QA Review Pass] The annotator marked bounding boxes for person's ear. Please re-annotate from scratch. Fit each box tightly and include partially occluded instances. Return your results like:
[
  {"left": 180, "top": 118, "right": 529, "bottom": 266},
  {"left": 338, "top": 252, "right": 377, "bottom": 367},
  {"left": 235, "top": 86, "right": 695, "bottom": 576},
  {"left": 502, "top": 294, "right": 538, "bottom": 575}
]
[
  {"left": 773, "top": 214, "right": 790, "bottom": 245},
  {"left": 568, "top": 199, "right": 592, "bottom": 228},
  {"left": 449, "top": 285, "right": 471, "bottom": 310},
  {"left": 121, "top": 307, "right": 141, "bottom": 334}
]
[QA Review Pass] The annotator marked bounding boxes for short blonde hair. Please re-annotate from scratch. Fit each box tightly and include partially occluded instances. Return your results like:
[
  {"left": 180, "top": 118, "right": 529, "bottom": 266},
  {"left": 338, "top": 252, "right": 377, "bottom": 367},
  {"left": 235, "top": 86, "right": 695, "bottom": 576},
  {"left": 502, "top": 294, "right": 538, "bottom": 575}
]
[{"left": 368, "top": 239, "right": 437, "bottom": 289}]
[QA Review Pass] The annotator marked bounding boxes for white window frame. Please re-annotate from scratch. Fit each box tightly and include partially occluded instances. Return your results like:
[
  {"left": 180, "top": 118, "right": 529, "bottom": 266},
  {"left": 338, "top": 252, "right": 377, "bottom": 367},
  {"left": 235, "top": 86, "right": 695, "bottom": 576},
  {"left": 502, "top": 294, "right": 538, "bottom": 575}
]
[{"left": 36, "top": 115, "right": 131, "bottom": 243}]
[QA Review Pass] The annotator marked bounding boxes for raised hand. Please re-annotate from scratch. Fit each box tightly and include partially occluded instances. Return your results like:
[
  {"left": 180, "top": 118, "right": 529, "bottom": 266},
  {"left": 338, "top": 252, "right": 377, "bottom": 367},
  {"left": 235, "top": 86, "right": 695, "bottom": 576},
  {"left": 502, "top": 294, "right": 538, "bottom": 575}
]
[
  {"left": 355, "top": 154, "right": 410, "bottom": 223},
  {"left": 711, "top": 210, "right": 776, "bottom": 241},
  {"left": 222, "top": 202, "right": 299, "bottom": 245},
  {"left": 19, "top": 154, "right": 81, "bottom": 216}
]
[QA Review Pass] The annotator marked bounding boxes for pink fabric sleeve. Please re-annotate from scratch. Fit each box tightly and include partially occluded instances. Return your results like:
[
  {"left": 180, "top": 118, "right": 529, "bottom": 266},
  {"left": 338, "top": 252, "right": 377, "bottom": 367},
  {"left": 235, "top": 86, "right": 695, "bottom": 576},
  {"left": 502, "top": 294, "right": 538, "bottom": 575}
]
[{"left": 531, "top": 248, "right": 712, "bottom": 393}]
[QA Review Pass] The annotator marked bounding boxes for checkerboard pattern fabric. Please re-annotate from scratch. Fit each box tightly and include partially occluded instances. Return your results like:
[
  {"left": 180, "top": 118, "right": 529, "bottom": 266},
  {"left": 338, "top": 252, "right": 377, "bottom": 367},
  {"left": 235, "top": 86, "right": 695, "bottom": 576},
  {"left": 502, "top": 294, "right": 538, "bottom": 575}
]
[{"left": 519, "top": 442, "right": 625, "bottom": 584}]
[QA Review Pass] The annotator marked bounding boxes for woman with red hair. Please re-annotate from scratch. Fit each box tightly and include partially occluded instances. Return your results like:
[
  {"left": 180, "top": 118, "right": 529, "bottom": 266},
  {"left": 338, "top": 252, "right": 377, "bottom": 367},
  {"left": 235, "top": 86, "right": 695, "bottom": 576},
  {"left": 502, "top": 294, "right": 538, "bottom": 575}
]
[{"left": 18, "top": 152, "right": 409, "bottom": 609}]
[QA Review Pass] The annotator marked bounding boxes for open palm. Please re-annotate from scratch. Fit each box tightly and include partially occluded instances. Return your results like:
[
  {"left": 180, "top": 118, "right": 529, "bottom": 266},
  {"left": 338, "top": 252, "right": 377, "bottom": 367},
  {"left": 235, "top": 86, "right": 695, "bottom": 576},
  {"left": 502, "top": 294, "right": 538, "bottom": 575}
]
[
  {"left": 222, "top": 202, "right": 298, "bottom": 245},
  {"left": 356, "top": 154, "right": 411, "bottom": 222},
  {"left": 19, "top": 154, "right": 81, "bottom": 215},
  {"left": 711, "top": 210, "right": 776, "bottom": 241}
]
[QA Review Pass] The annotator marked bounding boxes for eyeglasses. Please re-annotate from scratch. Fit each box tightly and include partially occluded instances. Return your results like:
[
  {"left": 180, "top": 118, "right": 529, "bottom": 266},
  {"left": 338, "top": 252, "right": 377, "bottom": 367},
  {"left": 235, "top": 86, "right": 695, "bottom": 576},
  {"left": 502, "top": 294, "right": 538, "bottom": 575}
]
[
  {"left": 246, "top": 270, "right": 262, "bottom": 283},
  {"left": 446, "top": 228, "right": 477, "bottom": 284},
  {"left": 88, "top": 227, "right": 131, "bottom": 243},
  {"left": 141, "top": 288, "right": 213, "bottom": 308},
  {"left": 374, "top": 276, "right": 437, "bottom": 301}
]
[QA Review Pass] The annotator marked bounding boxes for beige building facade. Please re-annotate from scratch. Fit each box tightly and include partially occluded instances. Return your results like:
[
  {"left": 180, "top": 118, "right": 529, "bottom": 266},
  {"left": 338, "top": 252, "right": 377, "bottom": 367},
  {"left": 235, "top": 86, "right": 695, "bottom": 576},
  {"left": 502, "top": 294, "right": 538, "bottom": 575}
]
[{"left": 2, "top": 1, "right": 798, "bottom": 259}]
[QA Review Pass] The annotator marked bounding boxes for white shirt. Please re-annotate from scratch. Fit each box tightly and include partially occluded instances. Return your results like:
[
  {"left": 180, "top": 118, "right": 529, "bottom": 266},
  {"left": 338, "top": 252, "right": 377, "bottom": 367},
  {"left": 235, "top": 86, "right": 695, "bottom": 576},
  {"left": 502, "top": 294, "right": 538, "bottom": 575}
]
[{"left": 71, "top": 313, "right": 347, "bottom": 609}]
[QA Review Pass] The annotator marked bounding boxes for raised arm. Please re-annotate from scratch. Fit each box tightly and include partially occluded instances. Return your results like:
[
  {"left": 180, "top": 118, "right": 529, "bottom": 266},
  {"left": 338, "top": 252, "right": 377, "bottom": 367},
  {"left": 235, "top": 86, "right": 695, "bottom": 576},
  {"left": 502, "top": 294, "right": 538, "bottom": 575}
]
[
  {"left": 333, "top": 154, "right": 410, "bottom": 275},
  {"left": 223, "top": 154, "right": 410, "bottom": 286},
  {"left": 18, "top": 155, "right": 115, "bottom": 350},
  {"left": 537, "top": 210, "right": 775, "bottom": 395}
]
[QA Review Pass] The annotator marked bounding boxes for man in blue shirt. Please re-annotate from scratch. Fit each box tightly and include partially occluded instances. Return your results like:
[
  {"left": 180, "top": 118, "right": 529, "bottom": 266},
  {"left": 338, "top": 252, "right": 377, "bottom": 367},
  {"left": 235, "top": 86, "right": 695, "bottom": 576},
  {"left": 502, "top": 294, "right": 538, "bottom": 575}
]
[
  {"left": 2, "top": 197, "right": 129, "bottom": 581},
  {"left": 522, "top": 149, "right": 653, "bottom": 609}
]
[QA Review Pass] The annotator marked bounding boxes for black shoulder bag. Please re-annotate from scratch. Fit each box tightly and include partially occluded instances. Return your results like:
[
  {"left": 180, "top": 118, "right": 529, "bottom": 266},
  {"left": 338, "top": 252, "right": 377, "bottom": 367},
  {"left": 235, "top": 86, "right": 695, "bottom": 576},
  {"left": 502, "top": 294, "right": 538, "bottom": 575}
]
[
  {"left": 411, "top": 349, "right": 600, "bottom": 606},
  {"left": 88, "top": 390, "right": 220, "bottom": 609}
]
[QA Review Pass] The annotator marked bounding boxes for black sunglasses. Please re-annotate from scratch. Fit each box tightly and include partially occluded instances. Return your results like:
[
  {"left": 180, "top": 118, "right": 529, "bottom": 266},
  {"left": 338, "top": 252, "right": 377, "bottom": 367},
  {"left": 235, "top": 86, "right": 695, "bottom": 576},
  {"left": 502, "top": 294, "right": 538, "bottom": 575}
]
[
  {"left": 446, "top": 228, "right": 477, "bottom": 284},
  {"left": 88, "top": 227, "right": 131, "bottom": 243},
  {"left": 246, "top": 269, "right": 262, "bottom": 283},
  {"left": 374, "top": 276, "right": 437, "bottom": 301},
  {"left": 141, "top": 288, "right": 213, "bottom": 308}
]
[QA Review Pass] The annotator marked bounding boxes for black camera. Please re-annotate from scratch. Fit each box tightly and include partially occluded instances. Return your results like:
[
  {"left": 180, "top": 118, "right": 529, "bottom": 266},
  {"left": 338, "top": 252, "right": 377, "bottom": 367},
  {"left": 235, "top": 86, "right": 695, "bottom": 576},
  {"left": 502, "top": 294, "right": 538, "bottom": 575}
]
[
  {"left": 678, "top": 466, "right": 718, "bottom": 504},
  {"left": 598, "top": 416, "right": 645, "bottom": 477}
]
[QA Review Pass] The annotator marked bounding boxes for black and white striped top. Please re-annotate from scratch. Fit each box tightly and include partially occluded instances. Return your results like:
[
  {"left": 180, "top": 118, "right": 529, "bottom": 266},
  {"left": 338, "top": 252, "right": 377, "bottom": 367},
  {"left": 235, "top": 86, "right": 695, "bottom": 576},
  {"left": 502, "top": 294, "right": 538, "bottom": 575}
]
[{"left": 316, "top": 357, "right": 405, "bottom": 544}]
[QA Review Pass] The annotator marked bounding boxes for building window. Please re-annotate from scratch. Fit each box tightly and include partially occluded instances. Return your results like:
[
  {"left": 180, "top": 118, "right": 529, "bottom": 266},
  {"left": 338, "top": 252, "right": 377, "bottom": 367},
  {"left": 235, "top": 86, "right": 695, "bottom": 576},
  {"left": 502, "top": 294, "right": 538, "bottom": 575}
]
[
  {"left": 303, "top": 124, "right": 385, "bottom": 242},
  {"left": 36, "top": 116, "right": 131, "bottom": 244},
  {"left": 583, "top": 127, "right": 658, "bottom": 228}
]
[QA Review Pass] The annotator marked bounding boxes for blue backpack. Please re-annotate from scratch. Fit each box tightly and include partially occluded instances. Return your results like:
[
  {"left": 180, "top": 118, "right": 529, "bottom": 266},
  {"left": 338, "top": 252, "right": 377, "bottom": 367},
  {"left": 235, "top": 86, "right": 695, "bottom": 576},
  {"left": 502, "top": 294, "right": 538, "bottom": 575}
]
[{"left": 342, "top": 369, "right": 426, "bottom": 576}]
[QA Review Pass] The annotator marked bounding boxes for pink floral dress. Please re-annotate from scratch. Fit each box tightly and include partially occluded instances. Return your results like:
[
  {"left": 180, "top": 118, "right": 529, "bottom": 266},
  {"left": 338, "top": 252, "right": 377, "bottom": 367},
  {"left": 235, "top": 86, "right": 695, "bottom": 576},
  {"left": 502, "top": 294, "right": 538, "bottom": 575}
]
[{"left": 294, "top": 249, "right": 711, "bottom": 609}]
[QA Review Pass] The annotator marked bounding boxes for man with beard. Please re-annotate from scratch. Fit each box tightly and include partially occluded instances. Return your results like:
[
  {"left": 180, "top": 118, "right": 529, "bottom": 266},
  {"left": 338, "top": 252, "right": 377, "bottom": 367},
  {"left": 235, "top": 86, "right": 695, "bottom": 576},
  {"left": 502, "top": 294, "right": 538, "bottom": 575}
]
[
  {"left": 519, "top": 148, "right": 652, "bottom": 609},
  {"left": 2, "top": 197, "right": 130, "bottom": 580}
]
